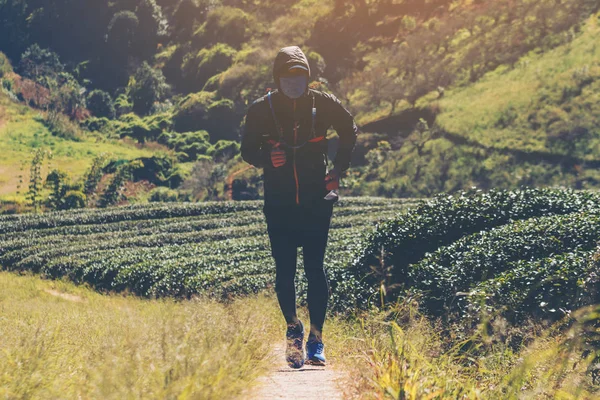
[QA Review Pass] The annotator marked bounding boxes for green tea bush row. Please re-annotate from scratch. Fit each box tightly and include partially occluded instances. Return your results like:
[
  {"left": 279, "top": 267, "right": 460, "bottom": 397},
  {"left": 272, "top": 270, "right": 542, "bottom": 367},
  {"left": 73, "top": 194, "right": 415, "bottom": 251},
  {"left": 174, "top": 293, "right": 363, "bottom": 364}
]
[
  {"left": 0, "top": 196, "right": 402, "bottom": 309},
  {"left": 350, "top": 188, "right": 600, "bottom": 296},
  {"left": 0, "top": 197, "right": 413, "bottom": 234},
  {"left": 409, "top": 211, "right": 600, "bottom": 316},
  {"left": 464, "top": 249, "right": 599, "bottom": 322}
]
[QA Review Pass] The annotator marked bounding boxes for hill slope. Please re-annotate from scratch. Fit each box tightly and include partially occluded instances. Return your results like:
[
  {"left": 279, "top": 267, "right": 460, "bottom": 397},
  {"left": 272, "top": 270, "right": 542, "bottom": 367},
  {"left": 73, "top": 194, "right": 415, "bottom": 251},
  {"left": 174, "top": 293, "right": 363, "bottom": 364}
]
[
  {"left": 0, "top": 93, "right": 159, "bottom": 202},
  {"left": 354, "top": 13, "right": 600, "bottom": 197}
]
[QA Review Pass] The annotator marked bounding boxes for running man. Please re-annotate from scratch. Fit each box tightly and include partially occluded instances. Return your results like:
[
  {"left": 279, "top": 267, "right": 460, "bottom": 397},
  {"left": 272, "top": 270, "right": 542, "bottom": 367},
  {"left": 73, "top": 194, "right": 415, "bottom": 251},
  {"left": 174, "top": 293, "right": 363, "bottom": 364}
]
[{"left": 241, "top": 46, "right": 358, "bottom": 369}]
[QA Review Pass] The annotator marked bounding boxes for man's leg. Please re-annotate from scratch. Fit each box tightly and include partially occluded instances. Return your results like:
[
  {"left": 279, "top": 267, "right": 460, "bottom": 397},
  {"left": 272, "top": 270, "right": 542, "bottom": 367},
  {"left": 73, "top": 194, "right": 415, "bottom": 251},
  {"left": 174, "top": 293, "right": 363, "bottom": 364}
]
[
  {"left": 302, "top": 204, "right": 334, "bottom": 341},
  {"left": 265, "top": 208, "right": 300, "bottom": 326}
]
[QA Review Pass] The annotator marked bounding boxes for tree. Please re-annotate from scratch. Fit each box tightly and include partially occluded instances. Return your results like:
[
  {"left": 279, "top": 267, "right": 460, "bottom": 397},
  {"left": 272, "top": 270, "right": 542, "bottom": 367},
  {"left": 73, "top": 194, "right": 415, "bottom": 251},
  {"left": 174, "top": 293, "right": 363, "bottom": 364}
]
[
  {"left": 106, "top": 11, "right": 139, "bottom": 61},
  {"left": 18, "top": 44, "right": 64, "bottom": 84},
  {"left": 87, "top": 89, "right": 116, "bottom": 119},
  {"left": 26, "top": 148, "right": 52, "bottom": 213},
  {"left": 134, "top": 0, "right": 166, "bottom": 59},
  {"left": 193, "top": 7, "right": 253, "bottom": 49},
  {"left": 181, "top": 43, "right": 237, "bottom": 92},
  {"left": 129, "top": 61, "right": 170, "bottom": 115},
  {"left": 45, "top": 169, "right": 86, "bottom": 210},
  {"left": 172, "top": 0, "right": 209, "bottom": 40}
]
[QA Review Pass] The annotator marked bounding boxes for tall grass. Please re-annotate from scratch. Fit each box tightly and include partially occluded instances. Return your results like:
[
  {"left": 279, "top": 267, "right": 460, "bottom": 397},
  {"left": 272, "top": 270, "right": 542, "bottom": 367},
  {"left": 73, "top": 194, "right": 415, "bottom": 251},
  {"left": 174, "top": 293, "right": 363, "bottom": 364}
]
[
  {"left": 327, "top": 301, "right": 600, "bottom": 399},
  {"left": 0, "top": 272, "right": 281, "bottom": 399}
]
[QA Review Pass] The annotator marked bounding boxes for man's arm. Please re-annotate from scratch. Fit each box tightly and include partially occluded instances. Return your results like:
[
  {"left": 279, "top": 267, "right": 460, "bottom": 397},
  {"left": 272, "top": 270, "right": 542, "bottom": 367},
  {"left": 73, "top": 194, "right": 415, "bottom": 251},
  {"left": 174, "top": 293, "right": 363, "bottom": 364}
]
[
  {"left": 241, "top": 102, "right": 267, "bottom": 169},
  {"left": 327, "top": 93, "right": 358, "bottom": 173}
]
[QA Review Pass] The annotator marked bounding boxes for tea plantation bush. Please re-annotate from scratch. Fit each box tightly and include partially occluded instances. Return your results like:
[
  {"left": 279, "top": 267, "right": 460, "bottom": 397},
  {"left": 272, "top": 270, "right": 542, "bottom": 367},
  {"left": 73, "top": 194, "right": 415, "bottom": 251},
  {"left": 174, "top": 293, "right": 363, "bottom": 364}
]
[
  {"left": 3, "top": 188, "right": 600, "bottom": 323},
  {"left": 349, "top": 188, "right": 600, "bottom": 323},
  {"left": 0, "top": 197, "right": 415, "bottom": 310},
  {"left": 410, "top": 211, "right": 600, "bottom": 317}
]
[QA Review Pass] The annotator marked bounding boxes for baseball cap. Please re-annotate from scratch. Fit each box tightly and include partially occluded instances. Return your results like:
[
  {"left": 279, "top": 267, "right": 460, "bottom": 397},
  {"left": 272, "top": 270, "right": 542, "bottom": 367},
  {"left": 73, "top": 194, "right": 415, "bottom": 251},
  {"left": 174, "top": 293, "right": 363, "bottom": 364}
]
[{"left": 288, "top": 64, "right": 309, "bottom": 72}]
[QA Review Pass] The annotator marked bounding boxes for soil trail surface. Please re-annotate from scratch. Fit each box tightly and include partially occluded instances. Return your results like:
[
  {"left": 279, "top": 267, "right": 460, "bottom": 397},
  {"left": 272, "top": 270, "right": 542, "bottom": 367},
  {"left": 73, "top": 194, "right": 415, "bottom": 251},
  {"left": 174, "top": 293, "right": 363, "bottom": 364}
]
[{"left": 243, "top": 344, "right": 344, "bottom": 399}]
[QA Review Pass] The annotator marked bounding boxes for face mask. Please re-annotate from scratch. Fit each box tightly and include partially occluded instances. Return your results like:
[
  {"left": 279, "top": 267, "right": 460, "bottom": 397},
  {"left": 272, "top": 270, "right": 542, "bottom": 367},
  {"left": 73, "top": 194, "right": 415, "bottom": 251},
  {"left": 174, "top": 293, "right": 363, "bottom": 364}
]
[{"left": 279, "top": 75, "right": 308, "bottom": 99}]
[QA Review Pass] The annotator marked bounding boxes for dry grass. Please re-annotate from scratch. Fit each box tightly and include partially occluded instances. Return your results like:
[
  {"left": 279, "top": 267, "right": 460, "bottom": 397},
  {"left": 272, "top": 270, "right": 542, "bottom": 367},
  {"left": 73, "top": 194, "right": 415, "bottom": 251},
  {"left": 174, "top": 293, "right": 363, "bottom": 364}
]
[
  {"left": 327, "top": 303, "right": 600, "bottom": 399},
  {"left": 0, "top": 272, "right": 282, "bottom": 400}
]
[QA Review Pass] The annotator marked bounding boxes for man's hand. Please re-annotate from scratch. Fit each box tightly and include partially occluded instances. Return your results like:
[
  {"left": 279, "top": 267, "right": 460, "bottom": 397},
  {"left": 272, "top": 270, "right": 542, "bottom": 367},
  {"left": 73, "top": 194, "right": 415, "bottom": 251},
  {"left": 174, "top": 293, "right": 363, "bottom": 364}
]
[
  {"left": 325, "top": 167, "right": 340, "bottom": 191},
  {"left": 271, "top": 145, "right": 286, "bottom": 168}
]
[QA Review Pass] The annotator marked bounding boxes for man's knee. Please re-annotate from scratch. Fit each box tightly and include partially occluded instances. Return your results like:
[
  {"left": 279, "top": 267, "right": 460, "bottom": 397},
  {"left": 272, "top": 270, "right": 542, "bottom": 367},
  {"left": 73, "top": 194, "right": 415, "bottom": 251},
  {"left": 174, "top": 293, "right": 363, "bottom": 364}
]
[{"left": 275, "top": 272, "right": 295, "bottom": 294}]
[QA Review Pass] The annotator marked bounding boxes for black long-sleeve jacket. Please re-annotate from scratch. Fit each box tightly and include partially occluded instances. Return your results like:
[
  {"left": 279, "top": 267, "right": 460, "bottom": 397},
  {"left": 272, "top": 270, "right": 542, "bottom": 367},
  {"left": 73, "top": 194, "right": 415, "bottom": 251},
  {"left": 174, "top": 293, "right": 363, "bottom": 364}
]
[
  {"left": 242, "top": 88, "right": 358, "bottom": 207},
  {"left": 241, "top": 46, "right": 358, "bottom": 207}
]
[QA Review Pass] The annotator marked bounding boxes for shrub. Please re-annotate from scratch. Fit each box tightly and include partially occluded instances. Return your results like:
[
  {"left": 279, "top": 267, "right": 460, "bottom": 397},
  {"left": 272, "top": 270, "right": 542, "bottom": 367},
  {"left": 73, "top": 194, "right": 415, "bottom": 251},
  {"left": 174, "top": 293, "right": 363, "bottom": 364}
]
[
  {"left": 117, "top": 113, "right": 152, "bottom": 142},
  {"left": 129, "top": 62, "right": 170, "bottom": 115},
  {"left": 465, "top": 250, "right": 597, "bottom": 323},
  {"left": 181, "top": 43, "right": 237, "bottom": 92},
  {"left": 171, "top": 91, "right": 215, "bottom": 132},
  {"left": 44, "top": 110, "right": 84, "bottom": 141},
  {"left": 149, "top": 187, "right": 179, "bottom": 202},
  {"left": 193, "top": 7, "right": 253, "bottom": 48},
  {"left": 114, "top": 93, "right": 133, "bottom": 116},
  {"left": 18, "top": 44, "right": 63, "bottom": 83},
  {"left": 82, "top": 117, "right": 111, "bottom": 133},
  {"left": 0, "top": 52, "right": 13, "bottom": 78},
  {"left": 62, "top": 191, "right": 87, "bottom": 210},
  {"left": 409, "top": 211, "right": 600, "bottom": 317},
  {"left": 161, "top": 131, "right": 212, "bottom": 162},
  {"left": 106, "top": 11, "right": 139, "bottom": 59},
  {"left": 209, "top": 140, "right": 240, "bottom": 162},
  {"left": 87, "top": 89, "right": 115, "bottom": 119},
  {"left": 349, "top": 188, "right": 600, "bottom": 307},
  {"left": 45, "top": 169, "right": 86, "bottom": 211},
  {"left": 205, "top": 98, "right": 239, "bottom": 141}
]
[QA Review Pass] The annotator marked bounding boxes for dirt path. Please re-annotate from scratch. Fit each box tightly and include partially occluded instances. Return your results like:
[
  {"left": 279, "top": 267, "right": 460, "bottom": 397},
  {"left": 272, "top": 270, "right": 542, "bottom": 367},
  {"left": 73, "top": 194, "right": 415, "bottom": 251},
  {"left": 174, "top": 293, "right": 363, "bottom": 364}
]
[{"left": 242, "top": 344, "right": 345, "bottom": 400}]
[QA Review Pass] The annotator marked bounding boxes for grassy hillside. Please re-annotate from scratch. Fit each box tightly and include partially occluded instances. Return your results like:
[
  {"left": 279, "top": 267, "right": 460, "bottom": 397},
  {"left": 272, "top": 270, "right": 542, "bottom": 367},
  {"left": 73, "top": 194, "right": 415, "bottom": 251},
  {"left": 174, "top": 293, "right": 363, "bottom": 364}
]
[
  {"left": 351, "top": 13, "right": 600, "bottom": 198},
  {"left": 436, "top": 13, "right": 600, "bottom": 156},
  {"left": 0, "top": 93, "right": 159, "bottom": 202},
  {"left": 2, "top": 0, "right": 598, "bottom": 208}
]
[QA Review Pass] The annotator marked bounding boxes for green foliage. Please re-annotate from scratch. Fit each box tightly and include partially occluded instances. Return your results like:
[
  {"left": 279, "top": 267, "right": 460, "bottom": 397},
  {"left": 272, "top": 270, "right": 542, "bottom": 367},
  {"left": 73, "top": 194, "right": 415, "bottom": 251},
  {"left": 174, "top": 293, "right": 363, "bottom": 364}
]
[
  {"left": 159, "top": 130, "right": 212, "bottom": 162},
  {"left": 410, "top": 211, "right": 600, "bottom": 318},
  {"left": 106, "top": 11, "right": 139, "bottom": 60},
  {"left": 47, "top": 72, "right": 87, "bottom": 119},
  {"left": 0, "top": 197, "right": 414, "bottom": 303},
  {"left": 193, "top": 7, "right": 254, "bottom": 48},
  {"left": 205, "top": 98, "right": 238, "bottom": 141},
  {"left": 26, "top": 149, "right": 52, "bottom": 213},
  {"left": 129, "top": 62, "right": 170, "bottom": 115},
  {"left": 83, "top": 154, "right": 108, "bottom": 204},
  {"left": 209, "top": 139, "right": 240, "bottom": 162},
  {"left": 44, "top": 110, "right": 84, "bottom": 141},
  {"left": 87, "top": 90, "right": 115, "bottom": 119},
  {"left": 350, "top": 188, "right": 600, "bottom": 309},
  {"left": 82, "top": 117, "right": 111, "bottom": 133},
  {"left": 99, "top": 163, "right": 134, "bottom": 207},
  {"left": 181, "top": 43, "right": 237, "bottom": 92},
  {"left": 45, "top": 169, "right": 86, "bottom": 211},
  {"left": 171, "top": 91, "right": 215, "bottom": 132},
  {"left": 114, "top": 93, "right": 133, "bottom": 116},
  {"left": 465, "top": 250, "right": 597, "bottom": 322},
  {"left": 134, "top": 0, "right": 166, "bottom": 59},
  {"left": 148, "top": 186, "right": 179, "bottom": 202},
  {"left": 103, "top": 156, "right": 185, "bottom": 188},
  {"left": 18, "top": 44, "right": 64, "bottom": 83},
  {"left": 117, "top": 113, "right": 150, "bottom": 142},
  {"left": 0, "top": 52, "right": 13, "bottom": 78}
]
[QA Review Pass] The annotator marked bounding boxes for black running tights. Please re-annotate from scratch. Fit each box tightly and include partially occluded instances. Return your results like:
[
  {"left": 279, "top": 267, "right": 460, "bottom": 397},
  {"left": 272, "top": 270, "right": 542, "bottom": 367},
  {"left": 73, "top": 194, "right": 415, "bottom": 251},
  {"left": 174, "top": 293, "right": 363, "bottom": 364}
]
[{"left": 263, "top": 202, "right": 334, "bottom": 340}]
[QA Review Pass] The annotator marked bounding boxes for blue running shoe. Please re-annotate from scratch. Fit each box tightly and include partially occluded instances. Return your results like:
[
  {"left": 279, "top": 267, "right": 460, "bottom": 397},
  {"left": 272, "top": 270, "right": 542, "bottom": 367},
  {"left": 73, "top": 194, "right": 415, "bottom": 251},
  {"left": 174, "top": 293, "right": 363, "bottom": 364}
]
[
  {"left": 286, "top": 320, "right": 305, "bottom": 369},
  {"left": 306, "top": 338, "right": 326, "bottom": 366}
]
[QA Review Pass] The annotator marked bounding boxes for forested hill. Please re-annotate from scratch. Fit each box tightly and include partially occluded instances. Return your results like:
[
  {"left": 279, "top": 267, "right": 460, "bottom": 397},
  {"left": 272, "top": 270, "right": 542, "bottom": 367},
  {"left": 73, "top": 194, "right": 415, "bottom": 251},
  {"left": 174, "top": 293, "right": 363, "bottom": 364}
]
[{"left": 0, "top": 0, "right": 599, "bottom": 208}]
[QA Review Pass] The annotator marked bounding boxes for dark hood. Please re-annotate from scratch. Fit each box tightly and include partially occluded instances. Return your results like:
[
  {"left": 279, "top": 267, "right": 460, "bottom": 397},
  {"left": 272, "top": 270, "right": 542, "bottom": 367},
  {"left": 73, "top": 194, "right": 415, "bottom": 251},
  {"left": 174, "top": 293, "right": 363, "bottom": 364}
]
[{"left": 273, "top": 46, "right": 311, "bottom": 90}]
